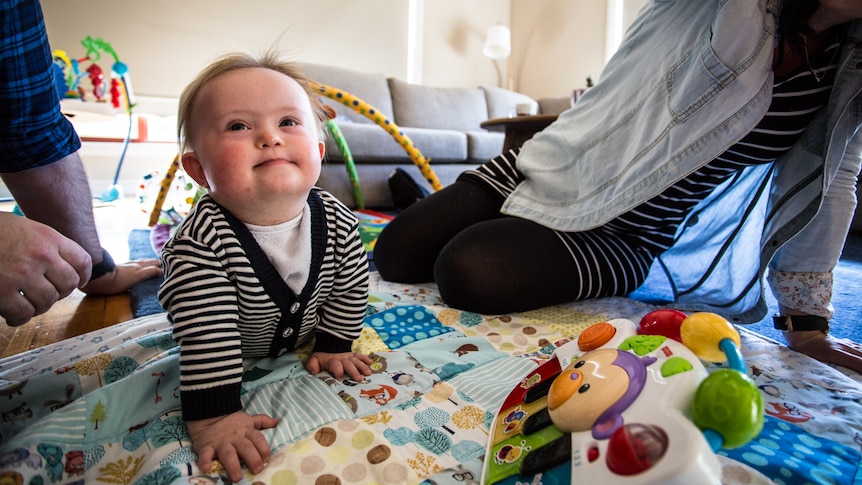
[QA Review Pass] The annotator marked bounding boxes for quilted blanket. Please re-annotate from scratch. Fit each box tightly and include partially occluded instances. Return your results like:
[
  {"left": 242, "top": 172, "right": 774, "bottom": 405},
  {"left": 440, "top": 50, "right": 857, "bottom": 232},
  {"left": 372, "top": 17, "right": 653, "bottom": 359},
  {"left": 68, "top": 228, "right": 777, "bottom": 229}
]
[{"left": 1, "top": 274, "right": 860, "bottom": 484}]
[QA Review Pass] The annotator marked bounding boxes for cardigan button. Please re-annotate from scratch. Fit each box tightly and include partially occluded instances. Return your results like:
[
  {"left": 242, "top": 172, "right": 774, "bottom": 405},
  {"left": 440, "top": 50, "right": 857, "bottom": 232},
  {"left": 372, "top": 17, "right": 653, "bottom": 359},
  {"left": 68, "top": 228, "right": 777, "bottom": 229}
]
[
  {"left": 283, "top": 327, "right": 294, "bottom": 338},
  {"left": 290, "top": 302, "right": 301, "bottom": 314}
]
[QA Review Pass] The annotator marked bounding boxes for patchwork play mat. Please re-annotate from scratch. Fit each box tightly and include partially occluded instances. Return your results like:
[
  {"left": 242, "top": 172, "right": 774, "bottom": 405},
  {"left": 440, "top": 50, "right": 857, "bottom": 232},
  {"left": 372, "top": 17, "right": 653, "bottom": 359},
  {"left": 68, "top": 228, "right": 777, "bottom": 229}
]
[{"left": 0, "top": 271, "right": 860, "bottom": 484}]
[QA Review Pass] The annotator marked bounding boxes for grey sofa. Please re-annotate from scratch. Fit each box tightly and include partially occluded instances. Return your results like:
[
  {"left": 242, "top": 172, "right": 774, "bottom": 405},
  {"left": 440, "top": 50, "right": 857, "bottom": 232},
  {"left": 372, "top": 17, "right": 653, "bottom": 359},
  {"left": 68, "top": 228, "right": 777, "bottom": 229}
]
[{"left": 299, "top": 63, "right": 559, "bottom": 209}]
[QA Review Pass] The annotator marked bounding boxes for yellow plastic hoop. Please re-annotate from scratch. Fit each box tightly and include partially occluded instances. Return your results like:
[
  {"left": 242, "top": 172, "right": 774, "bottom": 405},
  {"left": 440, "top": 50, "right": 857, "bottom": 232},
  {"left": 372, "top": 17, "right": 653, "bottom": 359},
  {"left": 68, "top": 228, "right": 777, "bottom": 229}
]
[{"left": 310, "top": 82, "right": 443, "bottom": 192}]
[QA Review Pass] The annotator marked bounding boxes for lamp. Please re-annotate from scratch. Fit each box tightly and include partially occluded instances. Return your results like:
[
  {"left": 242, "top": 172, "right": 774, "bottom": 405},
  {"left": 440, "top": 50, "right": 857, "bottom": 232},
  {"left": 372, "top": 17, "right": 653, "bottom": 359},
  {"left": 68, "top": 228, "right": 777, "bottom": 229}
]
[
  {"left": 483, "top": 24, "right": 511, "bottom": 87},
  {"left": 483, "top": 24, "right": 511, "bottom": 59}
]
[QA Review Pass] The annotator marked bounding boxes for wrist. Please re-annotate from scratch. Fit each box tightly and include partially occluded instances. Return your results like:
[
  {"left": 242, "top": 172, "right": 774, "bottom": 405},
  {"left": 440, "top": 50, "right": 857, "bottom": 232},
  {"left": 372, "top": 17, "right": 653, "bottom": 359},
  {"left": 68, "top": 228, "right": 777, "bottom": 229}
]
[{"left": 90, "top": 248, "right": 116, "bottom": 281}]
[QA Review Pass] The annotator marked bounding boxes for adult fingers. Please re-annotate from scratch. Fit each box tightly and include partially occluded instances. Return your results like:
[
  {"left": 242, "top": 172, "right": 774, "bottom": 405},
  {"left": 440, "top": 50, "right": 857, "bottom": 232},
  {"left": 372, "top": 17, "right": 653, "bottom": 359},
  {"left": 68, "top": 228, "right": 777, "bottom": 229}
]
[
  {"left": 30, "top": 238, "right": 88, "bottom": 316},
  {"left": 2, "top": 273, "right": 65, "bottom": 326},
  {"left": 19, "top": 280, "right": 61, "bottom": 317},
  {"left": 56, "top": 237, "right": 92, "bottom": 287},
  {"left": 44, "top": 249, "right": 89, "bottom": 299},
  {"left": 0, "top": 290, "right": 36, "bottom": 327}
]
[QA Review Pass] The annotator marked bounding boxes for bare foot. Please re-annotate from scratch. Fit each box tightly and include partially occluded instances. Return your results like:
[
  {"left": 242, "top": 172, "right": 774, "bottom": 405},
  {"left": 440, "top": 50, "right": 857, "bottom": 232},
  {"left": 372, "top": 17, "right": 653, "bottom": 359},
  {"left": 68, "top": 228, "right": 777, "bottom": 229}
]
[{"left": 783, "top": 330, "right": 862, "bottom": 374}]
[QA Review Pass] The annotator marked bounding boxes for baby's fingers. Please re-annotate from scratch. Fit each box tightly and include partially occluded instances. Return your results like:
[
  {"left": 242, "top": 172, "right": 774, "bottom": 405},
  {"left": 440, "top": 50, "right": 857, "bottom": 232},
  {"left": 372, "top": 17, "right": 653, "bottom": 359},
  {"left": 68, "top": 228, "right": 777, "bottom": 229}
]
[
  {"left": 243, "top": 428, "right": 274, "bottom": 472},
  {"left": 252, "top": 413, "right": 279, "bottom": 430},
  {"left": 195, "top": 445, "right": 216, "bottom": 476},
  {"left": 305, "top": 355, "right": 321, "bottom": 375},
  {"left": 345, "top": 359, "right": 373, "bottom": 382},
  {"left": 214, "top": 444, "right": 244, "bottom": 483}
]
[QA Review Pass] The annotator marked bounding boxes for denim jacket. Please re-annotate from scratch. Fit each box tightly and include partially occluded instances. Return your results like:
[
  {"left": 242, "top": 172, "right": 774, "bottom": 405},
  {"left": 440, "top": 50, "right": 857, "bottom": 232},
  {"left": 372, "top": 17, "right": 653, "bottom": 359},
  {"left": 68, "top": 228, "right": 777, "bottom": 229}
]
[{"left": 501, "top": 0, "right": 862, "bottom": 322}]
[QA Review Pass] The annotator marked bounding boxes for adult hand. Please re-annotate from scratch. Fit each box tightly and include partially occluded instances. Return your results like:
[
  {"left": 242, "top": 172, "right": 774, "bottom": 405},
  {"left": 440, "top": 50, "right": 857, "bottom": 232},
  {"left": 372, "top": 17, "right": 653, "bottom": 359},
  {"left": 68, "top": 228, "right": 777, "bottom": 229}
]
[
  {"left": 307, "top": 351, "right": 373, "bottom": 382},
  {"left": 80, "top": 259, "right": 162, "bottom": 295},
  {"left": 0, "top": 213, "right": 91, "bottom": 326},
  {"left": 187, "top": 411, "right": 278, "bottom": 482}
]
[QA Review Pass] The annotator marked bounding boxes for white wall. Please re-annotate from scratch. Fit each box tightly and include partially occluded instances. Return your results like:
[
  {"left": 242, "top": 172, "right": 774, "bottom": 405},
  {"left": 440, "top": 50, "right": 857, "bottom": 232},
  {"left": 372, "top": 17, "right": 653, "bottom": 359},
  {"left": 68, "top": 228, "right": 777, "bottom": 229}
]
[
  {"left": 419, "top": 1, "right": 511, "bottom": 89},
  {"left": 41, "top": 0, "right": 509, "bottom": 98},
  {"left": 40, "top": 0, "right": 646, "bottom": 104},
  {"left": 510, "top": 0, "right": 644, "bottom": 99},
  {"left": 41, "top": 0, "right": 652, "bottom": 99},
  {"left": 510, "top": 0, "right": 604, "bottom": 97}
]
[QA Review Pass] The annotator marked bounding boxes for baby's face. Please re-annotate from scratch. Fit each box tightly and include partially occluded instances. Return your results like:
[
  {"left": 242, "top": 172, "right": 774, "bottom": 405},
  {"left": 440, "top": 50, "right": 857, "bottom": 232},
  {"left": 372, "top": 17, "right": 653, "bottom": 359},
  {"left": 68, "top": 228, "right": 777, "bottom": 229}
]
[{"left": 182, "top": 67, "right": 324, "bottom": 223}]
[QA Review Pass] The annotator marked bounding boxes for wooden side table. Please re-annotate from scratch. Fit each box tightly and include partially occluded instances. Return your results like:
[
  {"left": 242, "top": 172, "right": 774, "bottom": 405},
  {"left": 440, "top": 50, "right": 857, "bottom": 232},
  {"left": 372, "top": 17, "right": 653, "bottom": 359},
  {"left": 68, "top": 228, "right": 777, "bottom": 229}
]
[{"left": 480, "top": 114, "right": 558, "bottom": 151}]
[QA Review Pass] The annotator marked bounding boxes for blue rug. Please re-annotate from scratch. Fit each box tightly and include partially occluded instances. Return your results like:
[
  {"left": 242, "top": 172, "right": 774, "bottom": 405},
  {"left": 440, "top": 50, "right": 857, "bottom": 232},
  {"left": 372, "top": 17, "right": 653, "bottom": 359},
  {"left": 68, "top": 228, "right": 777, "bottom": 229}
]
[
  {"left": 128, "top": 229, "right": 164, "bottom": 316},
  {"left": 129, "top": 229, "right": 862, "bottom": 344}
]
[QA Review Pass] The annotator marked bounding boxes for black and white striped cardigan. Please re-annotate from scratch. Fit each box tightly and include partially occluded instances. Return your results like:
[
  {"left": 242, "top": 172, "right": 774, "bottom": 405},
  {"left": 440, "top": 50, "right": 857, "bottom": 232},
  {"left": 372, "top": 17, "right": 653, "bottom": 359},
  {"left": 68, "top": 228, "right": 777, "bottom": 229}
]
[{"left": 158, "top": 190, "right": 369, "bottom": 421}]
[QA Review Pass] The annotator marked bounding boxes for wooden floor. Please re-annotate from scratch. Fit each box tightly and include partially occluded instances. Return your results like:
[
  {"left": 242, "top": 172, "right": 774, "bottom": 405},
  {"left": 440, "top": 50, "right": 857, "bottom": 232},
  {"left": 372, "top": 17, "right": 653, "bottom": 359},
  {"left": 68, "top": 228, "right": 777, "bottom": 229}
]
[{"left": 0, "top": 197, "right": 151, "bottom": 359}]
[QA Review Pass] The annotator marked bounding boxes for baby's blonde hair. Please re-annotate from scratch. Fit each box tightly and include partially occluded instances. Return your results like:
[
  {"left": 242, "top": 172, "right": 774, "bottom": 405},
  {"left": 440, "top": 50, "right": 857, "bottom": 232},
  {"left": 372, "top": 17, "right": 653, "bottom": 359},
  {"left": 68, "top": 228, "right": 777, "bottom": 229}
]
[{"left": 177, "top": 51, "right": 328, "bottom": 155}]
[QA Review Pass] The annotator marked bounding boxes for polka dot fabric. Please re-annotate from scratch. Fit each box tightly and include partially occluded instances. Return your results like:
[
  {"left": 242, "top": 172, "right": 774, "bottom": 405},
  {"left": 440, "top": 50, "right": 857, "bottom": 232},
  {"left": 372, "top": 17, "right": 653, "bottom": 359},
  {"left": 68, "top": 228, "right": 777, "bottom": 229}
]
[
  {"left": 365, "top": 305, "right": 457, "bottom": 349},
  {"left": 253, "top": 419, "right": 422, "bottom": 484}
]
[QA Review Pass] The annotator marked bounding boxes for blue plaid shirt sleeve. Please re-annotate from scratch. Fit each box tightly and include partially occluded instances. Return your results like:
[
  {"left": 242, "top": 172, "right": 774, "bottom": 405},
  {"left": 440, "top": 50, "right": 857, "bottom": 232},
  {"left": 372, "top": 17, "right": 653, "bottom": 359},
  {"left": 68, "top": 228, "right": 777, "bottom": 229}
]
[{"left": 0, "top": 0, "right": 81, "bottom": 172}]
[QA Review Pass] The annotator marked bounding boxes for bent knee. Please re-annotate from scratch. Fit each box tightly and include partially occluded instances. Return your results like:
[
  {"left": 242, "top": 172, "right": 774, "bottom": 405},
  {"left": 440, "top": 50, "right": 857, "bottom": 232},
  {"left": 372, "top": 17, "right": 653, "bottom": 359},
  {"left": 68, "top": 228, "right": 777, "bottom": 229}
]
[{"left": 374, "top": 223, "right": 435, "bottom": 283}]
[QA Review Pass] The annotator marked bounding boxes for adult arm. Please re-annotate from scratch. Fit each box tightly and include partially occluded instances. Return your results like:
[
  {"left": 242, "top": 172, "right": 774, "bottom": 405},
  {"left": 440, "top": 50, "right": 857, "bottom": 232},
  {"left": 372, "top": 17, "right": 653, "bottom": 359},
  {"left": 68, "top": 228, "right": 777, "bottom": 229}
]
[{"left": 1, "top": 152, "right": 161, "bottom": 297}]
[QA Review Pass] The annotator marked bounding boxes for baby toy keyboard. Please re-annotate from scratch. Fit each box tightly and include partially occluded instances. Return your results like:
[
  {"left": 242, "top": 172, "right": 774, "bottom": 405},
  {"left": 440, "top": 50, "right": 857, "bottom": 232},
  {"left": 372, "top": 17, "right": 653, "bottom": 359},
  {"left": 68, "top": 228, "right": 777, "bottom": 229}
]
[{"left": 482, "top": 311, "right": 763, "bottom": 484}]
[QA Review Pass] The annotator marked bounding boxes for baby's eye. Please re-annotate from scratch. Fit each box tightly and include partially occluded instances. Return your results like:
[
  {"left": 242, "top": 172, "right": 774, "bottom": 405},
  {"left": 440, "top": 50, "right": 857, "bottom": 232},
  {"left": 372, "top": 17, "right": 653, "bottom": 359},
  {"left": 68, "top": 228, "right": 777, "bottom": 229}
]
[
  {"left": 228, "top": 122, "right": 248, "bottom": 131},
  {"left": 280, "top": 118, "right": 298, "bottom": 127}
]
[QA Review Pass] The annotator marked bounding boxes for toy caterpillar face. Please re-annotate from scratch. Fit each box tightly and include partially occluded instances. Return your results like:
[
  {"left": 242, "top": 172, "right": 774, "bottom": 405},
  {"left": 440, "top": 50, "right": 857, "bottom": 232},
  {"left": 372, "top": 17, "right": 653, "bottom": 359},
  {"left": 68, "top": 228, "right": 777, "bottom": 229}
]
[{"left": 547, "top": 348, "right": 648, "bottom": 438}]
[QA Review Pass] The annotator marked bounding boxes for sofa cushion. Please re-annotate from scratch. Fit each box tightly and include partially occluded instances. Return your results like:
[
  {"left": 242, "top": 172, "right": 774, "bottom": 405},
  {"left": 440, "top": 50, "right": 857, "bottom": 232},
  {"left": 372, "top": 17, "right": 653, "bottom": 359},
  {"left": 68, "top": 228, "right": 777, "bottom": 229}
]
[
  {"left": 298, "top": 63, "right": 394, "bottom": 125},
  {"left": 481, "top": 85, "right": 537, "bottom": 119},
  {"left": 400, "top": 127, "right": 469, "bottom": 163},
  {"left": 324, "top": 123, "right": 467, "bottom": 164},
  {"left": 465, "top": 131, "right": 505, "bottom": 161},
  {"left": 387, "top": 78, "right": 488, "bottom": 132}
]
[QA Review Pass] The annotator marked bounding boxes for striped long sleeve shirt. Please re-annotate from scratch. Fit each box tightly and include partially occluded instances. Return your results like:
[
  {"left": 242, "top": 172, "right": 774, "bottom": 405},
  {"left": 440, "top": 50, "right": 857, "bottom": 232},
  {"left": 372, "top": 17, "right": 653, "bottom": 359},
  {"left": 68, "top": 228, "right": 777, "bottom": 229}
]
[{"left": 158, "top": 190, "right": 369, "bottom": 421}]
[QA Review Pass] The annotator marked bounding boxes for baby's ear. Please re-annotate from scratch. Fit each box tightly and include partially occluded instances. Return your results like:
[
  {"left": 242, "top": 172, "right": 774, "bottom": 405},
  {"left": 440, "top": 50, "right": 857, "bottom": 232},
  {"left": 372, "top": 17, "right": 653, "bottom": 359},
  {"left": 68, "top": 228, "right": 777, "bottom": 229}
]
[{"left": 181, "top": 152, "right": 208, "bottom": 188}]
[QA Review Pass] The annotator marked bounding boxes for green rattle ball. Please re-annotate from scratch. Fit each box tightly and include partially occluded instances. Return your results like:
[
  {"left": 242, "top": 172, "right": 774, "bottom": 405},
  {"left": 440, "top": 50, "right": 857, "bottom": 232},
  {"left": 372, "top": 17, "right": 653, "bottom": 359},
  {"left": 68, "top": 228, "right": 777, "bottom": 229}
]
[{"left": 692, "top": 368, "right": 764, "bottom": 449}]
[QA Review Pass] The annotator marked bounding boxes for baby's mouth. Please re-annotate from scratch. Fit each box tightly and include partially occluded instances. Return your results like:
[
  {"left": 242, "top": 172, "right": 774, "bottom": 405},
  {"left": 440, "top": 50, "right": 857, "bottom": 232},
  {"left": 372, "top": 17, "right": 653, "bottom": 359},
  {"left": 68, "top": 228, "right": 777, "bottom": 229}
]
[{"left": 255, "top": 158, "right": 291, "bottom": 168}]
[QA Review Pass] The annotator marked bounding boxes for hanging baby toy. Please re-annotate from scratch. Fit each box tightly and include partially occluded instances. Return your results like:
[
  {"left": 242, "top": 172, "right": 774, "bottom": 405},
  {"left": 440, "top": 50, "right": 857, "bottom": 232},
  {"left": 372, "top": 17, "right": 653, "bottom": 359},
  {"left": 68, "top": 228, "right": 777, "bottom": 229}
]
[{"left": 53, "top": 36, "right": 136, "bottom": 201}]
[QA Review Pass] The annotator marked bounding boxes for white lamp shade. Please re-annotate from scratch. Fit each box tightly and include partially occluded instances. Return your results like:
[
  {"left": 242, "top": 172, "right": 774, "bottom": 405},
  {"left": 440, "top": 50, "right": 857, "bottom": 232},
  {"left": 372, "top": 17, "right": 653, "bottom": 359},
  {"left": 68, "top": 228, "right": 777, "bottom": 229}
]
[{"left": 483, "top": 24, "right": 511, "bottom": 59}]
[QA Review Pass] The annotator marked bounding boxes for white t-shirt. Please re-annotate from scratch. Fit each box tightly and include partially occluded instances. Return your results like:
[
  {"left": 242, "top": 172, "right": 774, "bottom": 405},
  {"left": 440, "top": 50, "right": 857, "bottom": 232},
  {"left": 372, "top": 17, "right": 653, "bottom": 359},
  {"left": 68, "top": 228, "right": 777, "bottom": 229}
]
[{"left": 245, "top": 203, "right": 311, "bottom": 294}]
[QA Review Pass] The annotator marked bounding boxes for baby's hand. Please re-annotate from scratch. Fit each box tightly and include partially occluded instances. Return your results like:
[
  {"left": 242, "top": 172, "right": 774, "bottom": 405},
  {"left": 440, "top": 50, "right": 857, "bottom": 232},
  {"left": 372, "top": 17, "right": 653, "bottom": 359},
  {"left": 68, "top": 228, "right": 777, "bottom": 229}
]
[
  {"left": 306, "top": 351, "right": 373, "bottom": 382},
  {"left": 186, "top": 411, "right": 278, "bottom": 482}
]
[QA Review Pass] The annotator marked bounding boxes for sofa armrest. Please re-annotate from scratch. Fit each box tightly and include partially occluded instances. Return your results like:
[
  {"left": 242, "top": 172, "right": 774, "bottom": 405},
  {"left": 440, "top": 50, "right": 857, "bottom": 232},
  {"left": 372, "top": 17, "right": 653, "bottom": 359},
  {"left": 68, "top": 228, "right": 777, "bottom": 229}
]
[
  {"left": 537, "top": 96, "right": 572, "bottom": 116},
  {"left": 481, "top": 85, "right": 538, "bottom": 119}
]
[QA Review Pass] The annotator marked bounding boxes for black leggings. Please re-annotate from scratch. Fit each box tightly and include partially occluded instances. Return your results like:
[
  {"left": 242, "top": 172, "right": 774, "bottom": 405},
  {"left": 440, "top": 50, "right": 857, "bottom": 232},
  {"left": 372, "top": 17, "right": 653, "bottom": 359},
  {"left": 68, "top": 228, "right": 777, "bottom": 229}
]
[{"left": 374, "top": 179, "right": 655, "bottom": 315}]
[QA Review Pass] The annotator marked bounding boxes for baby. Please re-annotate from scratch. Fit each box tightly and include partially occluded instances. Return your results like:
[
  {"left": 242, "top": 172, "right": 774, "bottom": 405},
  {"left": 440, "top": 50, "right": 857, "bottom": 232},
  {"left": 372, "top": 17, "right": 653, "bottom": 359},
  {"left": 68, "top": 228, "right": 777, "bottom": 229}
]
[{"left": 158, "top": 52, "right": 372, "bottom": 481}]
